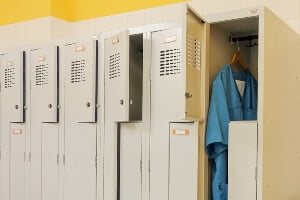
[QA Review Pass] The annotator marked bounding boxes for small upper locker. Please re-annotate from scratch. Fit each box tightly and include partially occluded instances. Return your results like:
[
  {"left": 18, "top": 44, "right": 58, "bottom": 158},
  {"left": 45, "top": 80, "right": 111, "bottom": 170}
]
[
  {"left": 30, "top": 46, "right": 59, "bottom": 122},
  {"left": 0, "top": 51, "right": 25, "bottom": 122},
  {"left": 64, "top": 40, "right": 98, "bottom": 122},
  {"left": 151, "top": 7, "right": 207, "bottom": 121}
]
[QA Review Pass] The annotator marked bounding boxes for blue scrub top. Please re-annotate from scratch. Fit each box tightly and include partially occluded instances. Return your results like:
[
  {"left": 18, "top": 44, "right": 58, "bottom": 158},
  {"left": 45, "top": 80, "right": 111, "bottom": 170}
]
[{"left": 205, "top": 64, "right": 258, "bottom": 200}]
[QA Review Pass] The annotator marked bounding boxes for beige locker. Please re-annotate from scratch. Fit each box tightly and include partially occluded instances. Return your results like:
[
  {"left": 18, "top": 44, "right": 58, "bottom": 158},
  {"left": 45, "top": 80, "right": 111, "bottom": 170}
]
[{"left": 201, "top": 6, "right": 300, "bottom": 200}]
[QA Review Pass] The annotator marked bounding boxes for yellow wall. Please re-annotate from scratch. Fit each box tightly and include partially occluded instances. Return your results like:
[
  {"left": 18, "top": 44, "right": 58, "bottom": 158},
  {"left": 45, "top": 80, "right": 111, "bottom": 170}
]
[
  {"left": 0, "top": 0, "right": 186, "bottom": 26},
  {"left": 0, "top": 0, "right": 51, "bottom": 25}
]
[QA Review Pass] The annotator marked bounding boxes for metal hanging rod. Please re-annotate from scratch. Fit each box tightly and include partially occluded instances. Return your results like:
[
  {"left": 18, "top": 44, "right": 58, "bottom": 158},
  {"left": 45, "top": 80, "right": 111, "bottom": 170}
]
[{"left": 229, "top": 35, "right": 258, "bottom": 47}]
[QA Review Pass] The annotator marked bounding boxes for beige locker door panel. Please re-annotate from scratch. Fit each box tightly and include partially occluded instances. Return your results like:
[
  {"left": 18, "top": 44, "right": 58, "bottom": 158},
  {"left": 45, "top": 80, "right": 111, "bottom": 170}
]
[
  {"left": 10, "top": 123, "right": 26, "bottom": 200},
  {"left": 119, "top": 123, "right": 142, "bottom": 200},
  {"left": 185, "top": 11, "right": 204, "bottom": 119},
  {"left": 64, "top": 124, "right": 97, "bottom": 200},
  {"left": 228, "top": 121, "right": 257, "bottom": 200},
  {"left": 169, "top": 122, "right": 198, "bottom": 200},
  {"left": 42, "top": 123, "right": 59, "bottom": 200}
]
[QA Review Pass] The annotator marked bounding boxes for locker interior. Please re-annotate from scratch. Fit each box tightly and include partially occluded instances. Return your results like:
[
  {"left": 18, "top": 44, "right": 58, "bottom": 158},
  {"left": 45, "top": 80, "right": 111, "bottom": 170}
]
[{"left": 207, "top": 14, "right": 259, "bottom": 199}]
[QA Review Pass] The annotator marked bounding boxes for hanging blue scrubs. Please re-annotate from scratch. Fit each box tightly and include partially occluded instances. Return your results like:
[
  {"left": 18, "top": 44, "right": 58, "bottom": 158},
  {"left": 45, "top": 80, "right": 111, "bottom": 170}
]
[{"left": 205, "top": 64, "right": 258, "bottom": 200}]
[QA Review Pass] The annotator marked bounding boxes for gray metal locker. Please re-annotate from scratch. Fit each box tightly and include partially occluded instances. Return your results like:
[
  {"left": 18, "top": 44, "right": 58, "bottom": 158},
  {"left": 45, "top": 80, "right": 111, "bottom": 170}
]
[
  {"left": 63, "top": 40, "right": 98, "bottom": 200},
  {"left": 0, "top": 50, "right": 27, "bottom": 200},
  {"left": 149, "top": 7, "right": 206, "bottom": 200},
  {"left": 29, "top": 46, "right": 59, "bottom": 200}
]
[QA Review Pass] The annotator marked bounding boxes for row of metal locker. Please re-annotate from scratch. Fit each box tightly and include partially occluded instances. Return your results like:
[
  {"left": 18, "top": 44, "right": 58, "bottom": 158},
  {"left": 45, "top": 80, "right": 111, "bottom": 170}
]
[
  {"left": 2, "top": 4, "right": 299, "bottom": 200},
  {"left": 0, "top": 5, "right": 202, "bottom": 200}
]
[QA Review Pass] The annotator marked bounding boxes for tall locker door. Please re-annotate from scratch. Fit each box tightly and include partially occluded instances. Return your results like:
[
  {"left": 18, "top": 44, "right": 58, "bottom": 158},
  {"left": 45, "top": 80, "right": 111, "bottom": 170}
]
[
  {"left": 64, "top": 40, "right": 98, "bottom": 200},
  {"left": 169, "top": 123, "right": 198, "bottom": 200},
  {"left": 10, "top": 123, "right": 26, "bottom": 200},
  {"left": 119, "top": 123, "right": 142, "bottom": 200},
  {"left": 0, "top": 51, "right": 25, "bottom": 122},
  {"left": 30, "top": 47, "right": 59, "bottom": 200},
  {"left": 228, "top": 121, "right": 257, "bottom": 200},
  {"left": 104, "top": 30, "right": 129, "bottom": 122}
]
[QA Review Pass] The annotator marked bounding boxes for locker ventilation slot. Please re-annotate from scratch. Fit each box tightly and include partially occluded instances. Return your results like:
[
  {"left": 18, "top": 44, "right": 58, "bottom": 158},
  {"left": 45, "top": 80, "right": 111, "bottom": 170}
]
[
  {"left": 159, "top": 48, "right": 181, "bottom": 76},
  {"left": 71, "top": 60, "right": 87, "bottom": 83},
  {"left": 4, "top": 67, "right": 16, "bottom": 89},
  {"left": 35, "top": 64, "right": 49, "bottom": 86},
  {"left": 187, "top": 34, "right": 201, "bottom": 70},
  {"left": 109, "top": 53, "right": 121, "bottom": 79}
]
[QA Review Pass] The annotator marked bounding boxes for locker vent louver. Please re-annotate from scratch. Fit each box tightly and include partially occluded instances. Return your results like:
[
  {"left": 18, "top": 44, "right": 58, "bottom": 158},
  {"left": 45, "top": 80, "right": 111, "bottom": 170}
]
[
  {"left": 71, "top": 60, "right": 87, "bottom": 83},
  {"left": 109, "top": 52, "right": 121, "bottom": 79},
  {"left": 35, "top": 64, "right": 49, "bottom": 86},
  {"left": 187, "top": 34, "right": 201, "bottom": 70},
  {"left": 159, "top": 48, "right": 181, "bottom": 76},
  {"left": 4, "top": 67, "right": 16, "bottom": 89}
]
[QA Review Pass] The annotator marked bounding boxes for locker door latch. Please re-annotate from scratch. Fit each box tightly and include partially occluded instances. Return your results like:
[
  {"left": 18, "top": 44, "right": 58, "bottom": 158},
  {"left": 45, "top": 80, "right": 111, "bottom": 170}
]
[{"left": 185, "top": 92, "right": 192, "bottom": 98}]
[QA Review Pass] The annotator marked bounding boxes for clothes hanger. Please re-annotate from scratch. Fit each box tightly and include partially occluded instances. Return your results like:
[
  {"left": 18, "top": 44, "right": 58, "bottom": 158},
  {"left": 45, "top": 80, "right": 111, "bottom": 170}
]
[{"left": 230, "top": 40, "right": 248, "bottom": 72}]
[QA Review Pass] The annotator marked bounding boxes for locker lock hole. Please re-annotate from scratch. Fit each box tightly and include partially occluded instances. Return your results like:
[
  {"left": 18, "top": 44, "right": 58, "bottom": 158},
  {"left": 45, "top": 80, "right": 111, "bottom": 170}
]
[
  {"left": 86, "top": 102, "right": 91, "bottom": 107},
  {"left": 15, "top": 105, "right": 19, "bottom": 109},
  {"left": 48, "top": 104, "right": 52, "bottom": 108},
  {"left": 120, "top": 100, "right": 124, "bottom": 105}
]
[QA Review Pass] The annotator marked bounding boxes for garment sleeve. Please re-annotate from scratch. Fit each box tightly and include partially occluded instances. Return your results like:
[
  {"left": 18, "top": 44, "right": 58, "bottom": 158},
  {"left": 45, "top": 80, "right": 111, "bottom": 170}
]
[{"left": 205, "top": 79, "right": 230, "bottom": 158}]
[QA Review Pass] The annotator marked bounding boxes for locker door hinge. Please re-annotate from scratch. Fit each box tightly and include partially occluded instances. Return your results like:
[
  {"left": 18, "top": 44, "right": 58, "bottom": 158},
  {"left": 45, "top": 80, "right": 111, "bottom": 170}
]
[
  {"left": 63, "top": 154, "right": 66, "bottom": 165},
  {"left": 95, "top": 157, "right": 98, "bottom": 168},
  {"left": 57, "top": 154, "right": 59, "bottom": 165},
  {"left": 255, "top": 166, "right": 258, "bottom": 181},
  {"left": 24, "top": 152, "right": 26, "bottom": 162},
  {"left": 148, "top": 160, "right": 150, "bottom": 173},
  {"left": 29, "top": 152, "right": 31, "bottom": 162},
  {"left": 140, "top": 160, "right": 142, "bottom": 172}
]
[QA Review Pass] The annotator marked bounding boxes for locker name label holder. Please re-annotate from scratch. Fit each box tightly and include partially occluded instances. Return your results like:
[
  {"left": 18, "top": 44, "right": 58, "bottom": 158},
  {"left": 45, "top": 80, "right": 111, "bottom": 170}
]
[{"left": 171, "top": 129, "right": 189, "bottom": 135}]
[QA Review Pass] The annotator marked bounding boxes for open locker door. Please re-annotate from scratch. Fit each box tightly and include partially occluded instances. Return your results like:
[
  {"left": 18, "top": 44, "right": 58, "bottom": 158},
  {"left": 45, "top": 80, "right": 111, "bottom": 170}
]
[{"left": 104, "top": 30, "right": 129, "bottom": 122}]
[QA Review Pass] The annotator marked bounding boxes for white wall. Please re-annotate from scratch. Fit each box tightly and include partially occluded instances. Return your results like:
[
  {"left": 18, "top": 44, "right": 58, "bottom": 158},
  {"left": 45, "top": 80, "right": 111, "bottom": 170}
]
[{"left": 0, "top": 1, "right": 299, "bottom": 48}]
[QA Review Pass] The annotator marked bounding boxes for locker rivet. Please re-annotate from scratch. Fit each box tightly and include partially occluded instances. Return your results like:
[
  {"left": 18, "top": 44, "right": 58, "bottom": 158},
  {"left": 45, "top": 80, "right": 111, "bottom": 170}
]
[
  {"left": 15, "top": 105, "right": 19, "bottom": 109},
  {"left": 120, "top": 100, "right": 124, "bottom": 105},
  {"left": 86, "top": 102, "right": 91, "bottom": 107},
  {"left": 48, "top": 104, "right": 52, "bottom": 108}
]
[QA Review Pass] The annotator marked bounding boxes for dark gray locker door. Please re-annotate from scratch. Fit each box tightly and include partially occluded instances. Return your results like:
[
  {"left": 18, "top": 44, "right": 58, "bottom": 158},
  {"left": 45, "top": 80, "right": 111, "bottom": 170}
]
[
  {"left": 0, "top": 51, "right": 25, "bottom": 122},
  {"left": 30, "top": 47, "right": 58, "bottom": 122},
  {"left": 65, "top": 40, "right": 97, "bottom": 122},
  {"left": 105, "top": 30, "right": 129, "bottom": 122},
  {"left": 10, "top": 123, "right": 26, "bottom": 200}
]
